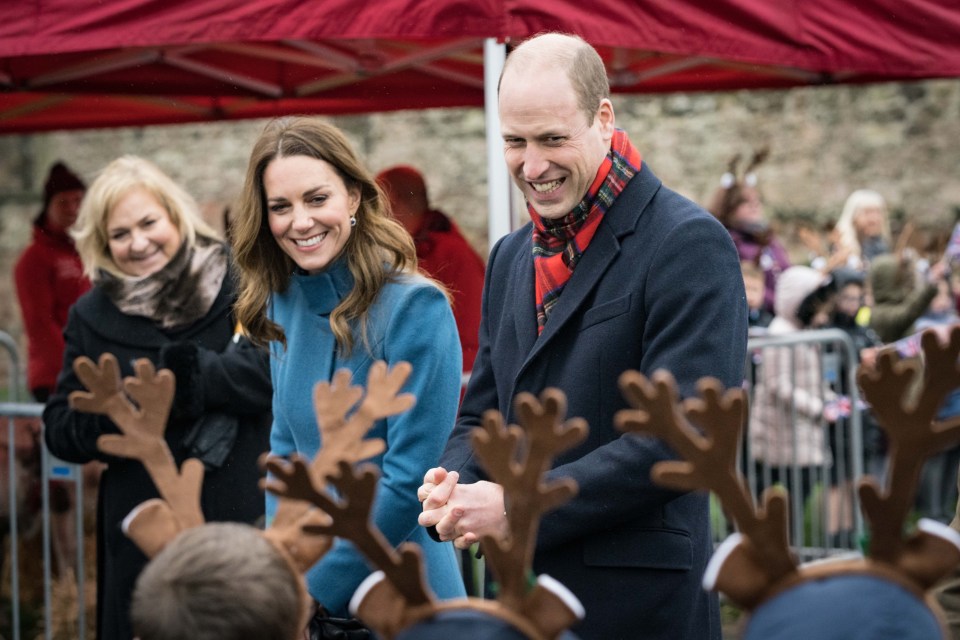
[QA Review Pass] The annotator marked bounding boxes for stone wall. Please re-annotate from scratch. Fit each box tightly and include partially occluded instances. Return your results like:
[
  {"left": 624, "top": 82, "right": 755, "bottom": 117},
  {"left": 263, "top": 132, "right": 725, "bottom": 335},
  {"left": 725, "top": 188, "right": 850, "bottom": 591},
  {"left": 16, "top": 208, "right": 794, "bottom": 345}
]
[{"left": 2, "top": 78, "right": 959, "bottom": 392}]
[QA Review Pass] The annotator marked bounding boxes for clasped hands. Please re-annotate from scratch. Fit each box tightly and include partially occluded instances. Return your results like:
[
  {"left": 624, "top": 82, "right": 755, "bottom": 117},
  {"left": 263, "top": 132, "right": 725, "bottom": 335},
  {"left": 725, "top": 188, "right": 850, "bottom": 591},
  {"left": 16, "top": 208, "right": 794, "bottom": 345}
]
[{"left": 416, "top": 467, "right": 508, "bottom": 549}]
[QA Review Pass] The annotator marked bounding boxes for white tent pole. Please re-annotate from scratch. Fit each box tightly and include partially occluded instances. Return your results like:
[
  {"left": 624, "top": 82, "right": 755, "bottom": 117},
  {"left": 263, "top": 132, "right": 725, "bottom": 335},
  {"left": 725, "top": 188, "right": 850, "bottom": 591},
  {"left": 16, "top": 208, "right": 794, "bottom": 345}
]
[{"left": 483, "top": 38, "right": 511, "bottom": 252}]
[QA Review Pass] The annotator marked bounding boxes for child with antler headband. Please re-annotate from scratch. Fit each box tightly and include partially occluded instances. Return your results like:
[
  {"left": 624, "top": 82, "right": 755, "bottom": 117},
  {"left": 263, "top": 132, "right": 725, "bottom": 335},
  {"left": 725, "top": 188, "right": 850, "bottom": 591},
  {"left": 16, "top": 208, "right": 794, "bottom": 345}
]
[
  {"left": 617, "top": 326, "right": 960, "bottom": 639},
  {"left": 230, "top": 117, "right": 467, "bottom": 624},
  {"left": 98, "top": 354, "right": 585, "bottom": 640},
  {"left": 707, "top": 148, "right": 792, "bottom": 316}
]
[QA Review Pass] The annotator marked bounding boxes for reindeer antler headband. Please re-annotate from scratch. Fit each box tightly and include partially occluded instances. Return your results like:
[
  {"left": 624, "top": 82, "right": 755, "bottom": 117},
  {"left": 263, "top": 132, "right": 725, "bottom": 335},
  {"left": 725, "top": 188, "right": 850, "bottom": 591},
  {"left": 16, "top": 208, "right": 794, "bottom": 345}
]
[
  {"left": 720, "top": 147, "right": 769, "bottom": 190},
  {"left": 614, "top": 326, "right": 960, "bottom": 631},
  {"left": 74, "top": 353, "right": 588, "bottom": 639},
  {"left": 69, "top": 354, "right": 416, "bottom": 571},
  {"left": 265, "top": 387, "right": 589, "bottom": 640}
]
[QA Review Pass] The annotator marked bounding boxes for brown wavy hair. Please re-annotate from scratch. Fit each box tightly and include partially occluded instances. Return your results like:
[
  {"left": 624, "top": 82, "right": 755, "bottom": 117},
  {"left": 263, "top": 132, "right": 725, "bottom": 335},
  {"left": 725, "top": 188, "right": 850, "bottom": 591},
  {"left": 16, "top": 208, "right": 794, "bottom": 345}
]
[{"left": 231, "top": 117, "right": 418, "bottom": 354}]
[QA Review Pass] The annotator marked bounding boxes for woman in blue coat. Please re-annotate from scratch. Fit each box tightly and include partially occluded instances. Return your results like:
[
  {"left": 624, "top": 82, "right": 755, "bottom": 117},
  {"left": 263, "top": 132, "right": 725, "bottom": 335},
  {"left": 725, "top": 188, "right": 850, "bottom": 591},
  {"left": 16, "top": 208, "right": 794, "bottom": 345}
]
[{"left": 231, "top": 117, "right": 466, "bottom": 619}]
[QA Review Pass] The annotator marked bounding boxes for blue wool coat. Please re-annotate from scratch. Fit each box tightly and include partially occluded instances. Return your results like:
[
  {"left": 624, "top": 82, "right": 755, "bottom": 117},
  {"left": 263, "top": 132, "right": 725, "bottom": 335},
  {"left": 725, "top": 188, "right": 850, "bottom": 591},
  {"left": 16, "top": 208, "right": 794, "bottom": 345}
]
[
  {"left": 440, "top": 164, "right": 748, "bottom": 640},
  {"left": 267, "top": 259, "right": 466, "bottom": 614}
]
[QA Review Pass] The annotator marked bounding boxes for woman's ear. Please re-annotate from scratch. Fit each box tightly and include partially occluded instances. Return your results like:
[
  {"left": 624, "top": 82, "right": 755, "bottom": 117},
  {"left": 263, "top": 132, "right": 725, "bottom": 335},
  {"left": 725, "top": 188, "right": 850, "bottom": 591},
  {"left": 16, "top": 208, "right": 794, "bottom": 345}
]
[{"left": 349, "top": 186, "right": 362, "bottom": 218}]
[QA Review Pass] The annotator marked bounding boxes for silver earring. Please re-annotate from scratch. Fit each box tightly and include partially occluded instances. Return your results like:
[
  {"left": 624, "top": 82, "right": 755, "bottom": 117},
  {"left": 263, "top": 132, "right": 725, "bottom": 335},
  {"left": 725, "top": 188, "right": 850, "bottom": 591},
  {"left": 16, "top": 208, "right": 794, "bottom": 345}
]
[{"left": 350, "top": 216, "right": 357, "bottom": 227}]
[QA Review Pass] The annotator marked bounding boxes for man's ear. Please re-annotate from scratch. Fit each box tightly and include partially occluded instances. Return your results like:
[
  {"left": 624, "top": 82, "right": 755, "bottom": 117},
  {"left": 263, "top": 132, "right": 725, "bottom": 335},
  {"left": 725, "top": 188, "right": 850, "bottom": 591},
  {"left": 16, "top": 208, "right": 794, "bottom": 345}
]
[{"left": 596, "top": 98, "right": 615, "bottom": 140}]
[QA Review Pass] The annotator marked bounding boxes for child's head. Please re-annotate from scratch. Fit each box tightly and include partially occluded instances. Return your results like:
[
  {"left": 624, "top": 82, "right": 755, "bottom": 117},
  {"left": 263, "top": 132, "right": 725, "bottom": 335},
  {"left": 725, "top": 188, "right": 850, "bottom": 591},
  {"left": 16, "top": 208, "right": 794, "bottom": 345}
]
[
  {"left": 131, "top": 522, "right": 308, "bottom": 640},
  {"left": 742, "top": 261, "right": 766, "bottom": 311},
  {"left": 776, "top": 266, "right": 836, "bottom": 329},
  {"left": 831, "top": 268, "right": 866, "bottom": 321}
]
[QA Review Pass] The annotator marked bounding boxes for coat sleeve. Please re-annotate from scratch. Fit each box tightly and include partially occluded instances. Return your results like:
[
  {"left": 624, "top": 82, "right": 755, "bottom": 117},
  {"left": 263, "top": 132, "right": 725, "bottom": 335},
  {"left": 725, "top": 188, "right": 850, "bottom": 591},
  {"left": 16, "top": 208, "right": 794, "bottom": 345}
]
[
  {"left": 42, "top": 306, "right": 117, "bottom": 464},
  {"left": 304, "top": 283, "right": 462, "bottom": 614},
  {"left": 438, "top": 235, "right": 506, "bottom": 480},
  {"left": 158, "top": 335, "right": 272, "bottom": 423},
  {"left": 14, "top": 246, "right": 65, "bottom": 390},
  {"left": 870, "top": 281, "right": 939, "bottom": 342}
]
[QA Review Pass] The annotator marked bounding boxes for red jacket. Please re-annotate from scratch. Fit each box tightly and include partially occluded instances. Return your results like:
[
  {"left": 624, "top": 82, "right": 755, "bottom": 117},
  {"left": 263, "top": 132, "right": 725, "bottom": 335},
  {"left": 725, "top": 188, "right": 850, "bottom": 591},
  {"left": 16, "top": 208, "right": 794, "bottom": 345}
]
[
  {"left": 14, "top": 223, "right": 90, "bottom": 394},
  {"left": 413, "top": 210, "right": 485, "bottom": 373}
]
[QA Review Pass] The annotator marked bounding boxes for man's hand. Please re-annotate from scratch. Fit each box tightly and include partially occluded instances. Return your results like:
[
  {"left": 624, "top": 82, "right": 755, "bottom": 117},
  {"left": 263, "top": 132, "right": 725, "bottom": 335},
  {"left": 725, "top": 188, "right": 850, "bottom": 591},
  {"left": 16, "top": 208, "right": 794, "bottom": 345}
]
[
  {"left": 419, "top": 477, "right": 507, "bottom": 549},
  {"left": 417, "top": 466, "right": 459, "bottom": 510}
]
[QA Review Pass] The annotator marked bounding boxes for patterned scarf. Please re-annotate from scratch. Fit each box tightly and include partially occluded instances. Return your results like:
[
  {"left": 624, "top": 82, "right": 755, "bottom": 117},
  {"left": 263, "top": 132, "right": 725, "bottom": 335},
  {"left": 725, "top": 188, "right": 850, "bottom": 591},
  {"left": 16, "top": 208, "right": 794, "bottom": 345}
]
[
  {"left": 531, "top": 129, "right": 642, "bottom": 333},
  {"left": 98, "top": 237, "right": 228, "bottom": 330}
]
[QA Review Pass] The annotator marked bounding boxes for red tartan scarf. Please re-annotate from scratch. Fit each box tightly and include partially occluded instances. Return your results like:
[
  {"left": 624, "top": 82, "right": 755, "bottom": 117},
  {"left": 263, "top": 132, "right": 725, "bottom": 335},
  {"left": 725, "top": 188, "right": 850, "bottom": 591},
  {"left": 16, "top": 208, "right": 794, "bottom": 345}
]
[{"left": 531, "top": 129, "right": 642, "bottom": 333}]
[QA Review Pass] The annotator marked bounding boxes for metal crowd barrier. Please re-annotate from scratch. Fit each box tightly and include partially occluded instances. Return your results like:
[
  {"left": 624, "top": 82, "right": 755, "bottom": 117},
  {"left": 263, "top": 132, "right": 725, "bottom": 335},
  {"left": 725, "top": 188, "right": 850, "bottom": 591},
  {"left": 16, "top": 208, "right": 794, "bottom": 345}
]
[
  {"left": 0, "top": 331, "right": 86, "bottom": 640},
  {"left": 713, "top": 328, "right": 867, "bottom": 562}
]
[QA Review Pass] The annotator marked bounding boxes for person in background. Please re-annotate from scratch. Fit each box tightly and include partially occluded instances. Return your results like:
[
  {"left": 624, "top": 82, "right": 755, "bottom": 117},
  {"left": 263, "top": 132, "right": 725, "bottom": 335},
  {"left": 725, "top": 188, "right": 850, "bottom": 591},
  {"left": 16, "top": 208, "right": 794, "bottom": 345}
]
[
  {"left": 14, "top": 161, "right": 89, "bottom": 403},
  {"left": 894, "top": 277, "right": 960, "bottom": 522},
  {"left": 868, "top": 251, "right": 947, "bottom": 344},
  {"left": 13, "top": 161, "right": 93, "bottom": 582},
  {"left": 833, "top": 189, "right": 893, "bottom": 273},
  {"left": 934, "top": 459, "right": 960, "bottom": 639},
  {"left": 231, "top": 117, "right": 466, "bottom": 625},
  {"left": 822, "top": 268, "right": 884, "bottom": 544},
  {"left": 377, "top": 165, "right": 485, "bottom": 378},
  {"left": 749, "top": 266, "right": 837, "bottom": 517},
  {"left": 42, "top": 155, "right": 272, "bottom": 640},
  {"left": 743, "top": 260, "right": 773, "bottom": 334},
  {"left": 707, "top": 149, "right": 791, "bottom": 315},
  {"left": 418, "top": 32, "right": 747, "bottom": 640}
]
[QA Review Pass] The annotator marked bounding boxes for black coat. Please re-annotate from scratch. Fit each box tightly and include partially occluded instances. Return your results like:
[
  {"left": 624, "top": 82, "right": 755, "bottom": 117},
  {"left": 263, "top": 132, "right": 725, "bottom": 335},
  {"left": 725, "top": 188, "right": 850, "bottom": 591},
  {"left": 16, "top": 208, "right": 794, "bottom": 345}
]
[
  {"left": 43, "top": 270, "right": 272, "bottom": 640},
  {"left": 441, "top": 165, "right": 748, "bottom": 640}
]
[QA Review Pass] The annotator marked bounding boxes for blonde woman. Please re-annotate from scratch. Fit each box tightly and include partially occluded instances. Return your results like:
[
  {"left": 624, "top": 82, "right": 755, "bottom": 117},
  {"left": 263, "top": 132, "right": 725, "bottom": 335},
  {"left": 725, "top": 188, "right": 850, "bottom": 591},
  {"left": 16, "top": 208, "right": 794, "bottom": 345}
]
[
  {"left": 43, "top": 155, "right": 272, "bottom": 640},
  {"left": 834, "top": 189, "right": 893, "bottom": 271},
  {"left": 231, "top": 117, "right": 465, "bottom": 622}
]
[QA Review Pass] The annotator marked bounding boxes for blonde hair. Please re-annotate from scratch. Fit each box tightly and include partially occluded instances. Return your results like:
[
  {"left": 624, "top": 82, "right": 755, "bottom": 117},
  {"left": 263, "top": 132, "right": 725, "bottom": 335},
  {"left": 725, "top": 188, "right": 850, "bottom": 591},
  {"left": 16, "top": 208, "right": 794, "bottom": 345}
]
[
  {"left": 834, "top": 189, "right": 892, "bottom": 259},
  {"left": 232, "top": 117, "right": 418, "bottom": 353},
  {"left": 72, "top": 155, "right": 220, "bottom": 279}
]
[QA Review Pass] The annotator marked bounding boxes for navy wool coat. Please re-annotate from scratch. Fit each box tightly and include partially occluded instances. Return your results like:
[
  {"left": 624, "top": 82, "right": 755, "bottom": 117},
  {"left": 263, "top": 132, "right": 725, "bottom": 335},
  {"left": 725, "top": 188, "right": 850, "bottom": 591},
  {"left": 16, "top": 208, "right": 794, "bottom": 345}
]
[{"left": 440, "top": 164, "right": 748, "bottom": 640}]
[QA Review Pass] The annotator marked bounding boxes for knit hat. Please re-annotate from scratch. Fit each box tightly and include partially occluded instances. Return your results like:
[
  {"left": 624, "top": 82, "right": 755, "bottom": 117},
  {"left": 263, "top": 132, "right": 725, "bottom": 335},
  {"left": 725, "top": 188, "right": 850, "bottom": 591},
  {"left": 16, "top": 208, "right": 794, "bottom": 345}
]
[
  {"left": 42, "top": 161, "right": 85, "bottom": 212},
  {"left": 773, "top": 266, "right": 829, "bottom": 325}
]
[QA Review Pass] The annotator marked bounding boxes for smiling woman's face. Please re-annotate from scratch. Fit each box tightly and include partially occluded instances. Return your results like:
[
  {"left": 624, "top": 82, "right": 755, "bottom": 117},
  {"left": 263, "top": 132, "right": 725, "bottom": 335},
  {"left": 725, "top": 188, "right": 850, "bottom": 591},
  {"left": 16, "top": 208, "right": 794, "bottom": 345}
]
[
  {"left": 264, "top": 154, "right": 360, "bottom": 275},
  {"left": 106, "top": 187, "right": 182, "bottom": 277}
]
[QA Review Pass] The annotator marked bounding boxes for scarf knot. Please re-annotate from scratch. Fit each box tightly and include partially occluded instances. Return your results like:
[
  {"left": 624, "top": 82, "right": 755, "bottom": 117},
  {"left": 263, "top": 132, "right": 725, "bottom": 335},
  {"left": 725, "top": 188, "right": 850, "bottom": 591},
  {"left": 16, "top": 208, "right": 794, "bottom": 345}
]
[{"left": 531, "top": 129, "right": 642, "bottom": 333}]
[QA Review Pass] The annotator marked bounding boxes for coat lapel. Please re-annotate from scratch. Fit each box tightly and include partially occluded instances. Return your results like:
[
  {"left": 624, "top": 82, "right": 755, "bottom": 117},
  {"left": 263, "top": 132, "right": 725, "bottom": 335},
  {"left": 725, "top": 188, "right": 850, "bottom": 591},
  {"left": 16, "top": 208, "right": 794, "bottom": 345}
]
[
  {"left": 512, "top": 231, "right": 539, "bottom": 359},
  {"left": 517, "top": 167, "right": 659, "bottom": 372},
  {"left": 521, "top": 223, "right": 620, "bottom": 369}
]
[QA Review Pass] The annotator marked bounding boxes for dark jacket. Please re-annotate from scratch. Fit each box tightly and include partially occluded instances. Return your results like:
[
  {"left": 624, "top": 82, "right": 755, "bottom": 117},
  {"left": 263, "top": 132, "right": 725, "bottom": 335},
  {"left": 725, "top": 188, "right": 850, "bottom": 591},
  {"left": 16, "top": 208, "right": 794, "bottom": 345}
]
[
  {"left": 440, "top": 165, "right": 748, "bottom": 640},
  {"left": 869, "top": 253, "right": 939, "bottom": 343},
  {"left": 43, "top": 269, "right": 271, "bottom": 640}
]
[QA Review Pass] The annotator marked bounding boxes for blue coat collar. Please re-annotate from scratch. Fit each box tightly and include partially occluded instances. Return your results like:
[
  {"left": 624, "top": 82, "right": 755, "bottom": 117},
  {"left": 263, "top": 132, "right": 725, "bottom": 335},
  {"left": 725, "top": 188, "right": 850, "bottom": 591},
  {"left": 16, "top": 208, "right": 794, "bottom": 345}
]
[{"left": 290, "top": 258, "right": 354, "bottom": 316}]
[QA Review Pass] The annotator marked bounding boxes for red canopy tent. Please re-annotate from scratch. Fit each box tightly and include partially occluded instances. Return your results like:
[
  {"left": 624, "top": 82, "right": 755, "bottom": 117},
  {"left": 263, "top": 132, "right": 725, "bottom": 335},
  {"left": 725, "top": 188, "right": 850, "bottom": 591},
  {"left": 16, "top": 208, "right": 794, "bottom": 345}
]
[{"left": 3, "top": 0, "right": 960, "bottom": 134}]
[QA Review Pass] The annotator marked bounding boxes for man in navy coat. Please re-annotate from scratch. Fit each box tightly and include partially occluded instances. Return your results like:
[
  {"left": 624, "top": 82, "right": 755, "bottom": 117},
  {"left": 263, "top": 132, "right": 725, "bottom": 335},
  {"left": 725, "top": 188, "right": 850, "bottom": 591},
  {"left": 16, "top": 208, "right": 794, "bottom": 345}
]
[{"left": 418, "top": 32, "right": 747, "bottom": 639}]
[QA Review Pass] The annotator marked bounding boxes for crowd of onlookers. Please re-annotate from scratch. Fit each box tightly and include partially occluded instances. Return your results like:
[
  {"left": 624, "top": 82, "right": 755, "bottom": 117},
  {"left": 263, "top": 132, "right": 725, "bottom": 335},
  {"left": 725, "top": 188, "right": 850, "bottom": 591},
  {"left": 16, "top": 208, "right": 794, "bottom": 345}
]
[{"left": 708, "top": 149, "right": 960, "bottom": 531}]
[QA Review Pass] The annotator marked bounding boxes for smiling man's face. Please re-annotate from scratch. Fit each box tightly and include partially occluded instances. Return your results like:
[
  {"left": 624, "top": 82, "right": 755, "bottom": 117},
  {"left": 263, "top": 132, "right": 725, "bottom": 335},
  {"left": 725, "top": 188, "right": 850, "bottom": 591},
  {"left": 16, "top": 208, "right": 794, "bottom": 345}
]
[{"left": 499, "top": 63, "right": 614, "bottom": 219}]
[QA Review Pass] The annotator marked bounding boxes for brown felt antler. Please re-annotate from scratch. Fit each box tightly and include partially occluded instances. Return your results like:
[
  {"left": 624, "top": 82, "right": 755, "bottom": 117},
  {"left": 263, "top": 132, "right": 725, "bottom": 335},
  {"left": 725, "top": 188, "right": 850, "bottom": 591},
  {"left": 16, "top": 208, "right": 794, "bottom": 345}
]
[
  {"left": 856, "top": 327, "right": 960, "bottom": 588},
  {"left": 472, "top": 389, "right": 586, "bottom": 622},
  {"left": 615, "top": 369, "right": 796, "bottom": 609},
  {"left": 617, "top": 332, "right": 960, "bottom": 615},
  {"left": 70, "top": 353, "right": 204, "bottom": 555},
  {"left": 262, "top": 361, "right": 428, "bottom": 598},
  {"left": 289, "top": 384, "right": 588, "bottom": 640}
]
